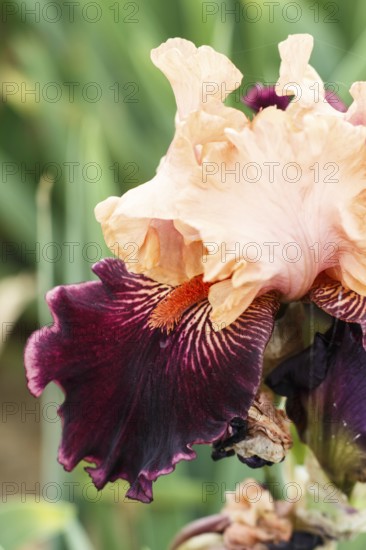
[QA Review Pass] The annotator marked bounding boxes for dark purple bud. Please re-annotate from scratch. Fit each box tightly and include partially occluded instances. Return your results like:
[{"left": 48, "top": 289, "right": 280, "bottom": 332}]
[
  {"left": 242, "top": 84, "right": 292, "bottom": 112},
  {"left": 267, "top": 321, "right": 366, "bottom": 495},
  {"left": 243, "top": 84, "right": 347, "bottom": 114}
]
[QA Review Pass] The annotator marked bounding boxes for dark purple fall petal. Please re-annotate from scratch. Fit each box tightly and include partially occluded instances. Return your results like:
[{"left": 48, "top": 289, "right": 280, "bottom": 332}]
[
  {"left": 267, "top": 322, "right": 366, "bottom": 493},
  {"left": 310, "top": 281, "right": 366, "bottom": 349},
  {"left": 25, "top": 258, "right": 279, "bottom": 502}
]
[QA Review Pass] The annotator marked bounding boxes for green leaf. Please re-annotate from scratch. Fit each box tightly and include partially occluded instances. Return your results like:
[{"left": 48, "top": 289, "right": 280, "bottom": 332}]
[{"left": 63, "top": 518, "right": 95, "bottom": 550}]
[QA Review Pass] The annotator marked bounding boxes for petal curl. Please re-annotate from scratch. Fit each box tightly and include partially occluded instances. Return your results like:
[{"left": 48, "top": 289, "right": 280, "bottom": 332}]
[
  {"left": 276, "top": 34, "right": 332, "bottom": 114},
  {"left": 25, "top": 258, "right": 279, "bottom": 502},
  {"left": 346, "top": 82, "right": 366, "bottom": 126},
  {"left": 95, "top": 38, "right": 246, "bottom": 291},
  {"left": 151, "top": 38, "right": 243, "bottom": 120}
]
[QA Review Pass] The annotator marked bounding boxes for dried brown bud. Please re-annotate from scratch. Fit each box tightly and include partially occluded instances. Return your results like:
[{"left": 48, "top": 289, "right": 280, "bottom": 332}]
[
  {"left": 222, "top": 480, "right": 293, "bottom": 550},
  {"left": 171, "top": 480, "right": 295, "bottom": 550},
  {"left": 219, "top": 392, "right": 292, "bottom": 466}
]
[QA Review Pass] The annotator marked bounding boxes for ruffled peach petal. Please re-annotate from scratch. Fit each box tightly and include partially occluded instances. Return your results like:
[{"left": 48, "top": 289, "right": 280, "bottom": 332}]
[
  {"left": 96, "top": 35, "right": 366, "bottom": 328},
  {"left": 338, "top": 185, "right": 366, "bottom": 295},
  {"left": 95, "top": 196, "right": 148, "bottom": 252},
  {"left": 151, "top": 38, "right": 243, "bottom": 120},
  {"left": 346, "top": 82, "right": 366, "bottom": 126},
  {"left": 338, "top": 257, "right": 366, "bottom": 298},
  {"left": 176, "top": 103, "right": 366, "bottom": 317},
  {"left": 96, "top": 98, "right": 247, "bottom": 287},
  {"left": 208, "top": 281, "right": 265, "bottom": 329},
  {"left": 276, "top": 34, "right": 339, "bottom": 115},
  {"left": 178, "top": 104, "right": 247, "bottom": 157},
  {"left": 95, "top": 203, "right": 201, "bottom": 286},
  {"left": 149, "top": 220, "right": 206, "bottom": 285},
  {"left": 95, "top": 120, "right": 201, "bottom": 284},
  {"left": 276, "top": 34, "right": 319, "bottom": 103}
]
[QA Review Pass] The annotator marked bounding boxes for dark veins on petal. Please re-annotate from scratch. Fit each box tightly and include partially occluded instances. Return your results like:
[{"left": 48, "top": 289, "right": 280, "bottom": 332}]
[
  {"left": 267, "top": 321, "right": 366, "bottom": 494},
  {"left": 25, "top": 258, "right": 279, "bottom": 503},
  {"left": 310, "top": 281, "right": 366, "bottom": 350}
]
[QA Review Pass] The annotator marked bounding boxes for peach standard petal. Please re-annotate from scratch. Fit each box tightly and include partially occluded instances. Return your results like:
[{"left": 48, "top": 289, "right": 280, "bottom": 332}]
[
  {"left": 96, "top": 39, "right": 246, "bottom": 288},
  {"left": 177, "top": 104, "right": 366, "bottom": 325},
  {"left": 346, "top": 82, "right": 366, "bottom": 126},
  {"left": 276, "top": 33, "right": 340, "bottom": 116},
  {"left": 96, "top": 34, "right": 366, "bottom": 328},
  {"left": 150, "top": 37, "right": 243, "bottom": 120}
]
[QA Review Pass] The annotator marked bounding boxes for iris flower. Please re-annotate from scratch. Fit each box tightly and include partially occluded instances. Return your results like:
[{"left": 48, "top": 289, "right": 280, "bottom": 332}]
[{"left": 25, "top": 33, "right": 366, "bottom": 503}]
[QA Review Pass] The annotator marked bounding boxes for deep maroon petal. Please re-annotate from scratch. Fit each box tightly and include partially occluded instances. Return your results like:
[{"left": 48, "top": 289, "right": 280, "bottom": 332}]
[
  {"left": 267, "top": 322, "right": 366, "bottom": 493},
  {"left": 25, "top": 258, "right": 279, "bottom": 502},
  {"left": 310, "top": 281, "right": 366, "bottom": 349}
]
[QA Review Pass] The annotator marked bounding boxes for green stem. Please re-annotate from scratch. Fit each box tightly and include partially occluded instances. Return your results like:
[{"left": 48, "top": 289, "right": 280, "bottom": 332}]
[
  {"left": 36, "top": 175, "right": 64, "bottom": 550},
  {"left": 263, "top": 463, "right": 285, "bottom": 501}
]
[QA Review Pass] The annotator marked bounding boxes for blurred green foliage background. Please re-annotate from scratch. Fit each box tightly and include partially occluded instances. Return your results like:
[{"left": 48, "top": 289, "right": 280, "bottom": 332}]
[{"left": 1, "top": 0, "right": 366, "bottom": 548}]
